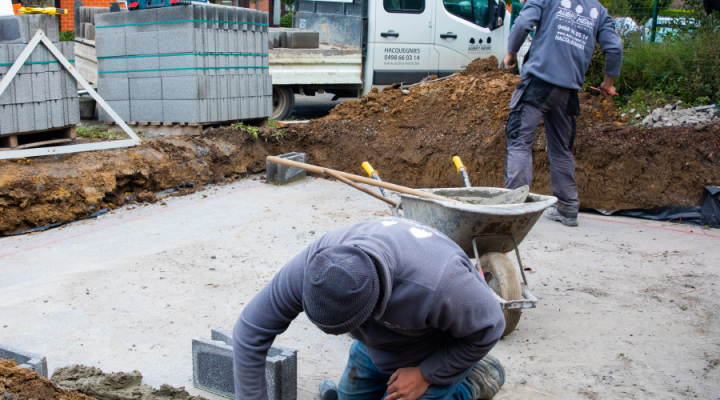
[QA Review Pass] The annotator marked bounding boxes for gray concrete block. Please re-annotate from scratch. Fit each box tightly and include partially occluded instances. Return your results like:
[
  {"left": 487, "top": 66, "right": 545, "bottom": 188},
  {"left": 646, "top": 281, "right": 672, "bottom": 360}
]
[
  {"left": 31, "top": 73, "right": 49, "bottom": 102},
  {"left": 267, "top": 152, "right": 307, "bottom": 185},
  {"left": 95, "top": 9, "right": 128, "bottom": 28},
  {"left": 163, "top": 99, "right": 199, "bottom": 123},
  {"left": 98, "top": 58, "right": 128, "bottom": 78},
  {"left": 266, "top": 95, "right": 272, "bottom": 118},
  {"left": 199, "top": 99, "right": 209, "bottom": 123},
  {"left": 193, "top": 329, "right": 297, "bottom": 400},
  {"left": 99, "top": 99, "right": 130, "bottom": 123},
  {"left": 193, "top": 4, "right": 205, "bottom": 29},
  {"left": 240, "top": 97, "right": 249, "bottom": 119},
  {"left": 85, "top": 24, "right": 96, "bottom": 41},
  {"left": 206, "top": 55, "right": 216, "bottom": 76},
  {"left": 47, "top": 71, "right": 63, "bottom": 100},
  {"left": 209, "top": 98, "right": 218, "bottom": 121},
  {"left": 220, "top": 97, "right": 228, "bottom": 121},
  {"left": 129, "top": 77, "right": 162, "bottom": 100},
  {"left": 206, "top": 28, "right": 216, "bottom": 53},
  {"left": 158, "top": 54, "right": 203, "bottom": 77},
  {"left": 16, "top": 102, "right": 34, "bottom": 133},
  {"left": 228, "top": 75, "right": 238, "bottom": 98},
  {"left": 14, "top": 73, "right": 33, "bottom": 104},
  {"left": 11, "top": 45, "right": 32, "bottom": 74},
  {"left": 33, "top": 101, "right": 49, "bottom": 131},
  {"left": 161, "top": 75, "right": 205, "bottom": 100},
  {"left": 125, "top": 8, "right": 158, "bottom": 33},
  {"left": 0, "top": 45, "right": 11, "bottom": 74},
  {"left": 126, "top": 31, "right": 159, "bottom": 56},
  {"left": 49, "top": 99, "right": 64, "bottom": 128},
  {"left": 237, "top": 8, "right": 247, "bottom": 32},
  {"left": 217, "top": 6, "right": 228, "bottom": 30},
  {"left": 98, "top": 77, "right": 129, "bottom": 101},
  {"left": 0, "top": 76, "right": 15, "bottom": 105},
  {"left": 63, "top": 69, "right": 79, "bottom": 98},
  {"left": 156, "top": 5, "right": 194, "bottom": 31},
  {"left": 0, "top": 104, "right": 17, "bottom": 135},
  {"left": 249, "top": 74, "right": 259, "bottom": 96},
  {"left": 156, "top": 28, "right": 196, "bottom": 55},
  {"left": 250, "top": 95, "right": 258, "bottom": 118},
  {"left": 239, "top": 75, "right": 248, "bottom": 97},
  {"left": 127, "top": 56, "right": 160, "bottom": 78},
  {"left": 131, "top": 99, "right": 163, "bottom": 122},
  {"left": 29, "top": 44, "right": 48, "bottom": 73},
  {"left": 67, "top": 97, "right": 80, "bottom": 125},
  {"left": 95, "top": 34, "right": 126, "bottom": 58},
  {"left": 0, "top": 16, "right": 28, "bottom": 44},
  {"left": 0, "top": 344, "right": 48, "bottom": 378},
  {"left": 219, "top": 76, "right": 229, "bottom": 99}
]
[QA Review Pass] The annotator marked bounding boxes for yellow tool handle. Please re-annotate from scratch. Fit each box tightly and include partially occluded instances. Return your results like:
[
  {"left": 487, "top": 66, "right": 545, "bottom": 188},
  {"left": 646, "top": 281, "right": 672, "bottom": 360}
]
[
  {"left": 362, "top": 161, "right": 376, "bottom": 177},
  {"left": 452, "top": 156, "right": 465, "bottom": 173},
  {"left": 19, "top": 7, "right": 68, "bottom": 14}
]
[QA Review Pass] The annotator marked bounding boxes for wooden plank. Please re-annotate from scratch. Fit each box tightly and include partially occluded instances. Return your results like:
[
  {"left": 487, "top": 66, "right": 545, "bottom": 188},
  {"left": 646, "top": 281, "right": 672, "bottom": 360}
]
[{"left": 13, "top": 138, "right": 73, "bottom": 150}]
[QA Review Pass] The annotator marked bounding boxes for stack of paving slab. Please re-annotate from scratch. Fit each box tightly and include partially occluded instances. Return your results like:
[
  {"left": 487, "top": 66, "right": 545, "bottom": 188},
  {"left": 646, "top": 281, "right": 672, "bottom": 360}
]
[
  {"left": 267, "top": 28, "right": 319, "bottom": 49},
  {"left": 0, "top": 14, "right": 80, "bottom": 137},
  {"left": 96, "top": 5, "right": 271, "bottom": 125},
  {"left": 640, "top": 101, "right": 719, "bottom": 128}
]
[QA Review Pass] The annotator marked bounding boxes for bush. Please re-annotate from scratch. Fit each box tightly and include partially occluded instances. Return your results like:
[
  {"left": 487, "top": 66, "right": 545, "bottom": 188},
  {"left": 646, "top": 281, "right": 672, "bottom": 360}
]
[
  {"left": 59, "top": 30, "right": 74, "bottom": 41},
  {"left": 279, "top": 12, "right": 292, "bottom": 28}
]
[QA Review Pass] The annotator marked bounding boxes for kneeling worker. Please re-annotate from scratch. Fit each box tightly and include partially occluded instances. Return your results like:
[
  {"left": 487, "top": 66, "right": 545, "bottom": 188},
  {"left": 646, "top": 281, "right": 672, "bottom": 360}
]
[
  {"left": 504, "top": 0, "right": 623, "bottom": 227},
  {"left": 233, "top": 218, "right": 506, "bottom": 400}
]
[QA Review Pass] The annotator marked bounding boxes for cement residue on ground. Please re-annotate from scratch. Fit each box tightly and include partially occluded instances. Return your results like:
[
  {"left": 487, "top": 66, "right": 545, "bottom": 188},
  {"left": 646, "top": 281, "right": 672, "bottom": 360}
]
[
  {"left": 51, "top": 365, "right": 204, "bottom": 400},
  {"left": 0, "top": 358, "right": 92, "bottom": 400}
]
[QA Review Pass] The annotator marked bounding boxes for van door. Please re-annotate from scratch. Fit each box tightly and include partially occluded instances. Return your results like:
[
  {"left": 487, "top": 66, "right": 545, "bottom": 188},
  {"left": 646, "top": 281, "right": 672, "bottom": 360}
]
[
  {"left": 433, "top": 0, "right": 506, "bottom": 76},
  {"left": 371, "top": 0, "right": 433, "bottom": 86}
]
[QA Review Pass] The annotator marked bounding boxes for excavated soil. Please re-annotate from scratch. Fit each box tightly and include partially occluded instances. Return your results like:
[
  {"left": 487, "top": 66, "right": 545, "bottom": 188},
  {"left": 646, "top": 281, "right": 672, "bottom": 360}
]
[
  {"left": 1, "top": 57, "right": 719, "bottom": 235},
  {"left": 0, "top": 359, "right": 92, "bottom": 400},
  {"left": 51, "top": 365, "right": 204, "bottom": 400}
]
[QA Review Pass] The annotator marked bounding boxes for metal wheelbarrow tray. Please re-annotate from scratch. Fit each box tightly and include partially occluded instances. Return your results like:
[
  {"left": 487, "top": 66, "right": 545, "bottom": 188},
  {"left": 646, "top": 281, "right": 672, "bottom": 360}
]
[{"left": 398, "top": 187, "right": 557, "bottom": 336}]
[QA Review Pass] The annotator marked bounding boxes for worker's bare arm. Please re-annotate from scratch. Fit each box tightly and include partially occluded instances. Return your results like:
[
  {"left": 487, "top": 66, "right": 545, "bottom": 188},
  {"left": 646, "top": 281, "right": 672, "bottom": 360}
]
[
  {"left": 504, "top": 54, "right": 518, "bottom": 69},
  {"left": 600, "top": 76, "right": 616, "bottom": 96}
]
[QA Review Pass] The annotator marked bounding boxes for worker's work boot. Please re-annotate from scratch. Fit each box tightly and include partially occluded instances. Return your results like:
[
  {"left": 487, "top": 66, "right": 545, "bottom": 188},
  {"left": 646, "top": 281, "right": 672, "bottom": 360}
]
[
  {"left": 465, "top": 354, "right": 505, "bottom": 399},
  {"left": 544, "top": 206, "right": 578, "bottom": 227}
]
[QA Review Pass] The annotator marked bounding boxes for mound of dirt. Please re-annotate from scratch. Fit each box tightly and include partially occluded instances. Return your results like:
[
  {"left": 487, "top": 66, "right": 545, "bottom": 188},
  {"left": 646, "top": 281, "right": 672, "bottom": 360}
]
[
  {"left": 51, "top": 365, "right": 204, "bottom": 400},
  {"left": 0, "top": 358, "right": 93, "bottom": 400}
]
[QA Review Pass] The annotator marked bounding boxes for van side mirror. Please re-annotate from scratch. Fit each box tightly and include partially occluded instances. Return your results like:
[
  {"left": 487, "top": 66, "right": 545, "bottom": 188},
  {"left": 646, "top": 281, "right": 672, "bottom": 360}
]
[{"left": 488, "top": 0, "right": 506, "bottom": 31}]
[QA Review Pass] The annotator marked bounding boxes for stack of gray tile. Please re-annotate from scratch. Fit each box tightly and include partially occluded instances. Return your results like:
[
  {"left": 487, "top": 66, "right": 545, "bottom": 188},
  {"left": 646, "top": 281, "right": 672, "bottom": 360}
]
[
  {"left": 267, "top": 28, "right": 319, "bottom": 50},
  {"left": 96, "top": 5, "right": 271, "bottom": 124},
  {"left": 0, "top": 14, "right": 80, "bottom": 137},
  {"left": 76, "top": 7, "right": 110, "bottom": 40}
]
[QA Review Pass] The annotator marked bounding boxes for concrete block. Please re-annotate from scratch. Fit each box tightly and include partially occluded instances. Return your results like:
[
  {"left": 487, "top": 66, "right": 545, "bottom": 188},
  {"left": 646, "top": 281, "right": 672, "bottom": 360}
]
[
  {"left": 156, "top": 6, "right": 194, "bottom": 31},
  {"left": 199, "top": 99, "right": 209, "bottom": 123},
  {"left": 99, "top": 100, "right": 130, "bottom": 123},
  {"left": 0, "top": 45, "right": 11, "bottom": 74},
  {"left": 127, "top": 56, "right": 160, "bottom": 78},
  {"left": 162, "top": 99, "right": 199, "bottom": 123},
  {"left": 228, "top": 75, "right": 238, "bottom": 98},
  {"left": 63, "top": 70, "right": 79, "bottom": 98},
  {"left": 206, "top": 55, "right": 216, "bottom": 76},
  {"left": 98, "top": 58, "right": 128, "bottom": 79},
  {"left": 266, "top": 95, "right": 272, "bottom": 118},
  {"left": 158, "top": 54, "right": 203, "bottom": 77},
  {"left": 31, "top": 73, "right": 49, "bottom": 102},
  {"left": 267, "top": 152, "right": 307, "bottom": 185},
  {"left": 95, "top": 12, "right": 127, "bottom": 38},
  {"left": 193, "top": 29, "right": 205, "bottom": 53},
  {"left": 250, "top": 95, "right": 259, "bottom": 118},
  {"left": 33, "top": 101, "right": 49, "bottom": 131},
  {"left": 156, "top": 28, "right": 196, "bottom": 55},
  {"left": 240, "top": 97, "right": 249, "bottom": 119},
  {"left": 11, "top": 45, "right": 32, "bottom": 74},
  {"left": 131, "top": 99, "right": 163, "bottom": 122},
  {"left": 0, "top": 16, "right": 28, "bottom": 44},
  {"left": 125, "top": 8, "right": 158, "bottom": 33},
  {"left": 98, "top": 77, "right": 129, "bottom": 101},
  {"left": 219, "top": 76, "right": 229, "bottom": 99},
  {"left": 129, "top": 77, "right": 162, "bottom": 100},
  {"left": 0, "top": 76, "right": 15, "bottom": 105},
  {"left": 29, "top": 44, "right": 47, "bottom": 74},
  {"left": 13, "top": 73, "right": 33, "bottom": 104},
  {"left": 206, "top": 28, "right": 216, "bottom": 54},
  {"left": 193, "top": 329, "right": 297, "bottom": 400},
  {"left": 126, "top": 31, "right": 159, "bottom": 56},
  {"left": 193, "top": 4, "right": 205, "bottom": 29},
  {"left": 67, "top": 97, "right": 80, "bottom": 125},
  {"left": 239, "top": 75, "right": 248, "bottom": 97},
  {"left": 209, "top": 98, "right": 218, "bottom": 122},
  {"left": 16, "top": 102, "right": 34, "bottom": 133},
  {"left": 220, "top": 97, "right": 228, "bottom": 121},
  {"left": 0, "top": 344, "right": 48, "bottom": 378},
  {"left": 49, "top": 99, "right": 64, "bottom": 128},
  {"left": 162, "top": 75, "right": 206, "bottom": 100},
  {"left": 85, "top": 24, "right": 96, "bottom": 41},
  {"left": 217, "top": 6, "right": 228, "bottom": 30},
  {"left": 95, "top": 34, "right": 126, "bottom": 58},
  {"left": 0, "top": 104, "right": 17, "bottom": 135},
  {"left": 47, "top": 71, "right": 63, "bottom": 100}
]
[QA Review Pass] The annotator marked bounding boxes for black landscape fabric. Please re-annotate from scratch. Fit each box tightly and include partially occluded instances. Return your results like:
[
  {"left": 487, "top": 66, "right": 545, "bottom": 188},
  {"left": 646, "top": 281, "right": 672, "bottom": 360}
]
[{"left": 701, "top": 186, "right": 720, "bottom": 229}]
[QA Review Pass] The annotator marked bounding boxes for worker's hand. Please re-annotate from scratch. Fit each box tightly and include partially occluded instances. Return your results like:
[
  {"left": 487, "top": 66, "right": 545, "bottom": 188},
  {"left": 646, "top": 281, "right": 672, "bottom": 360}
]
[
  {"left": 503, "top": 54, "right": 517, "bottom": 70},
  {"left": 385, "top": 367, "right": 431, "bottom": 400},
  {"left": 600, "top": 76, "right": 616, "bottom": 97}
]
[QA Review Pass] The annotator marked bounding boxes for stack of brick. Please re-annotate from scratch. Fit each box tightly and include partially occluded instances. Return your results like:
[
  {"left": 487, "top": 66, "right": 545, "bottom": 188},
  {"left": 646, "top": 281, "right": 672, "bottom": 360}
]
[
  {"left": 0, "top": 14, "right": 80, "bottom": 136},
  {"left": 96, "top": 5, "right": 271, "bottom": 124}
]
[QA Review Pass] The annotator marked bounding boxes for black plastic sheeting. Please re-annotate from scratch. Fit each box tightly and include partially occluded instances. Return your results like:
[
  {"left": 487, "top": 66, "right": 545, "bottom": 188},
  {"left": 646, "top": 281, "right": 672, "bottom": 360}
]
[
  {"left": 587, "top": 186, "right": 720, "bottom": 228},
  {"left": 2, "top": 209, "right": 109, "bottom": 237}
]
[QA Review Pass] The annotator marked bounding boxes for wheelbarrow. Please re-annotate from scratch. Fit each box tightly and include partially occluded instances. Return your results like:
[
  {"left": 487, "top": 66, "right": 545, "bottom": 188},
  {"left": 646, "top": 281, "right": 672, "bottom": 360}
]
[
  {"left": 265, "top": 156, "right": 557, "bottom": 337},
  {"left": 362, "top": 158, "right": 556, "bottom": 337}
]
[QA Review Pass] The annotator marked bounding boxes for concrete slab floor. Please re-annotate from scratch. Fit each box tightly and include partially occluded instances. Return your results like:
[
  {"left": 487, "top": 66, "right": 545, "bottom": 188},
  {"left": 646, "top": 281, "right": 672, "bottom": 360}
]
[{"left": 1, "top": 176, "right": 719, "bottom": 400}]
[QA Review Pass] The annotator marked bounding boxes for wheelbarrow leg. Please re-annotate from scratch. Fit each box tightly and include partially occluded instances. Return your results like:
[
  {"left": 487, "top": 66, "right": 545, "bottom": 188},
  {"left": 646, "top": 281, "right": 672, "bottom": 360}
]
[{"left": 511, "top": 236, "right": 528, "bottom": 287}]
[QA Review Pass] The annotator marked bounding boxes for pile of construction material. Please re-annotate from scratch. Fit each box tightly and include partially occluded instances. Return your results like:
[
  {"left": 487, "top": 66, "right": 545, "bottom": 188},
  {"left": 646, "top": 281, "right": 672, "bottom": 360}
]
[
  {"left": 640, "top": 101, "right": 719, "bottom": 128},
  {"left": 96, "top": 5, "right": 271, "bottom": 125},
  {"left": 0, "top": 14, "right": 80, "bottom": 140},
  {"left": 267, "top": 28, "right": 319, "bottom": 49},
  {"left": 75, "top": 7, "right": 109, "bottom": 41}
]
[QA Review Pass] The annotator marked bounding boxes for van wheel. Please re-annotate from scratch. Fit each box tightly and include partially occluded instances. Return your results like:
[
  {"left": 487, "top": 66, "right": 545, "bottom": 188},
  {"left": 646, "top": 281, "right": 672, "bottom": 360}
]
[{"left": 272, "top": 86, "right": 295, "bottom": 120}]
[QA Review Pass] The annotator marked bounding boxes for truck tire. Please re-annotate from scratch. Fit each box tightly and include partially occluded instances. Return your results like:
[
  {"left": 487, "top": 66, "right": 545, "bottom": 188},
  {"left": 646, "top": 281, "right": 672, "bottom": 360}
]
[
  {"left": 479, "top": 252, "right": 523, "bottom": 337},
  {"left": 272, "top": 85, "right": 295, "bottom": 121}
]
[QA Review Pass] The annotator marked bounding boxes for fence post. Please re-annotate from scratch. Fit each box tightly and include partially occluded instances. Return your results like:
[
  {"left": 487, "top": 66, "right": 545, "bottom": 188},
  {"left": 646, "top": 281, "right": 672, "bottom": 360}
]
[{"left": 650, "top": 0, "right": 660, "bottom": 42}]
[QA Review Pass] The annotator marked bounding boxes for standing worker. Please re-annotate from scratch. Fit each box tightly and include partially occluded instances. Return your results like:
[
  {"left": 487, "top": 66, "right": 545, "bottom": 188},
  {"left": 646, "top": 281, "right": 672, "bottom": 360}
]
[
  {"left": 503, "top": 0, "right": 623, "bottom": 227},
  {"left": 233, "top": 218, "right": 506, "bottom": 400}
]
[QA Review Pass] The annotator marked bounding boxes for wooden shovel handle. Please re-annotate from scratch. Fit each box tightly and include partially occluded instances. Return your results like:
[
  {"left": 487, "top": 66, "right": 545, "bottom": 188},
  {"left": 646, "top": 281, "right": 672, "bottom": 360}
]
[
  {"left": 266, "top": 156, "right": 460, "bottom": 203},
  {"left": 324, "top": 169, "right": 398, "bottom": 207}
]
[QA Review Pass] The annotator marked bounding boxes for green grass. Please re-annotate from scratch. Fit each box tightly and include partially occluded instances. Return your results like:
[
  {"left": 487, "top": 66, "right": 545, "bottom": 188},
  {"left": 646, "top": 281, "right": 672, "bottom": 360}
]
[
  {"left": 76, "top": 124, "right": 126, "bottom": 140},
  {"left": 230, "top": 122, "right": 260, "bottom": 138}
]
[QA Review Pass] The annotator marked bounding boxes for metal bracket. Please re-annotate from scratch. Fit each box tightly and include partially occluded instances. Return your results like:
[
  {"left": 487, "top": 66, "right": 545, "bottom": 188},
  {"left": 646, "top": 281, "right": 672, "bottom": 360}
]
[{"left": 0, "top": 30, "right": 140, "bottom": 160}]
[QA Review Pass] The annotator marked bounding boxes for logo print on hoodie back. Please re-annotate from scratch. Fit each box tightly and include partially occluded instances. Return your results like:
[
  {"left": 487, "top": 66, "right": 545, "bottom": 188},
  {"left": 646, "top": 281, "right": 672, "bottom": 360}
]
[{"left": 554, "top": 1, "right": 597, "bottom": 51}]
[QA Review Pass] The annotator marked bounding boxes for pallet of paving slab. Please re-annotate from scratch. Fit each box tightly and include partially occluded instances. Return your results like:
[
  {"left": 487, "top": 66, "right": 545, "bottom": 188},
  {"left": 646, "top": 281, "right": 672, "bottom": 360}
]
[
  {"left": 0, "top": 125, "right": 76, "bottom": 150},
  {"left": 105, "top": 118, "right": 269, "bottom": 137}
]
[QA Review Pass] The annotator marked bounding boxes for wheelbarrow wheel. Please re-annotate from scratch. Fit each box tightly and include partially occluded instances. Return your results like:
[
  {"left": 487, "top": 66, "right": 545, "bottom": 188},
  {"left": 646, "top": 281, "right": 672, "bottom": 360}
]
[{"left": 480, "top": 252, "right": 522, "bottom": 337}]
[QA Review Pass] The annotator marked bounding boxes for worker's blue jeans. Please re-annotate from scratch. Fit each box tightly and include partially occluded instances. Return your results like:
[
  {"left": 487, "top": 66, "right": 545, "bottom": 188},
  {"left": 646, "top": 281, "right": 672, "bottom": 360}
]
[{"left": 337, "top": 341, "right": 475, "bottom": 400}]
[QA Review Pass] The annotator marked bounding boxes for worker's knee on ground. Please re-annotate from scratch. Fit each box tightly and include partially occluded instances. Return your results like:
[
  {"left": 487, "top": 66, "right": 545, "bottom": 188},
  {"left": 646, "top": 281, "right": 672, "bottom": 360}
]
[{"left": 506, "top": 110, "right": 523, "bottom": 139}]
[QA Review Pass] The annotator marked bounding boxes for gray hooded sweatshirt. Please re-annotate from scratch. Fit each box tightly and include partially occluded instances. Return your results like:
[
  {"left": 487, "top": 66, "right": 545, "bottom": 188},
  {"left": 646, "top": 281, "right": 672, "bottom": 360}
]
[
  {"left": 233, "top": 218, "right": 505, "bottom": 399},
  {"left": 508, "top": 0, "right": 623, "bottom": 90}
]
